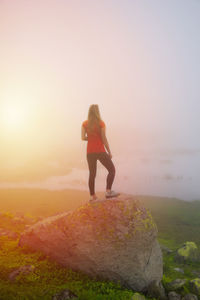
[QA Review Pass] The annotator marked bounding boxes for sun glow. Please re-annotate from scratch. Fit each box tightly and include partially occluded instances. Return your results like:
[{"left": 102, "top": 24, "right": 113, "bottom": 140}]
[
  {"left": 1, "top": 101, "right": 30, "bottom": 133},
  {"left": 3, "top": 105, "right": 23, "bottom": 126}
]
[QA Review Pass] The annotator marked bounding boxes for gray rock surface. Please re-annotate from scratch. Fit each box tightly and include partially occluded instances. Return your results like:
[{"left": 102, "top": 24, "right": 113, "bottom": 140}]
[
  {"left": 52, "top": 289, "right": 78, "bottom": 300},
  {"left": 147, "top": 279, "right": 167, "bottom": 300},
  {"left": 166, "top": 278, "right": 187, "bottom": 292},
  {"left": 131, "top": 292, "right": 146, "bottom": 300},
  {"left": 182, "top": 294, "right": 198, "bottom": 300},
  {"left": 18, "top": 195, "right": 163, "bottom": 291},
  {"left": 168, "top": 291, "right": 181, "bottom": 300},
  {"left": 174, "top": 268, "right": 184, "bottom": 274},
  {"left": 160, "top": 244, "right": 173, "bottom": 254},
  {"left": 175, "top": 242, "right": 199, "bottom": 263},
  {"left": 189, "top": 278, "right": 200, "bottom": 298}
]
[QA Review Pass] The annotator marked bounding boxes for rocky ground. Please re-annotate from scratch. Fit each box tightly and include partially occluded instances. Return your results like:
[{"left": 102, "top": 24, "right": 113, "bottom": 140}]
[{"left": 0, "top": 203, "right": 200, "bottom": 300}]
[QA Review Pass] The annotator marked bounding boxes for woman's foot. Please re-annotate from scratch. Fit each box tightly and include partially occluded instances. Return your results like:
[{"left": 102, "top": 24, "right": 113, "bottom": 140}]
[
  {"left": 105, "top": 190, "right": 120, "bottom": 198},
  {"left": 89, "top": 194, "right": 99, "bottom": 202}
]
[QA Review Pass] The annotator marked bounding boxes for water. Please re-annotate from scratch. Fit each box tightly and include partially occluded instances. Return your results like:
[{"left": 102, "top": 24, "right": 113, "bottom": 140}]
[{"left": 0, "top": 153, "right": 199, "bottom": 201}]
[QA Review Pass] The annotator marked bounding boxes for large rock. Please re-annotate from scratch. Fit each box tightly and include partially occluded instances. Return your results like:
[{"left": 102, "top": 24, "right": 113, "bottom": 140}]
[{"left": 18, "top": 195, "right": 163, "bottom": 291}]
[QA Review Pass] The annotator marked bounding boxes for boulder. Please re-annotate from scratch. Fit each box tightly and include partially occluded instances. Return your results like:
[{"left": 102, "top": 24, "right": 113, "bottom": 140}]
[
  {"left": 160, "top": 244, "right": 173, "bottom": 254},
  {"left": 131, "top": 293, "right": 146, "bottom": 300},
  {"left": 175, "top": 242, "right": 199, "bottom": 263},
  {"left": 174, "top": 268, "right": 184, "bottom": 274},
  {"left": 189, "top": 278, "right": 200, "bottom": 298},
  {"left": 147, "top": 279, "right": 167, "bottom": 300},
  {"left": 168, "top": 291, "right": 181, "bottom": 300},
  {"left": 52, "top": 289, "right": 78, "bottom": 300},
  {"left": 18, "top": 195, "right": 163, "bottom": 291},
  {"left": 166, "top": 278, "right": 187, "bottom": 292}
]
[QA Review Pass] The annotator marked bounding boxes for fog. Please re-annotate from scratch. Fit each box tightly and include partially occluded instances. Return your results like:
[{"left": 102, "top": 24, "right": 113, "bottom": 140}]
[{"left": 1, "top": 0, "right": 200, "bottom": 200}]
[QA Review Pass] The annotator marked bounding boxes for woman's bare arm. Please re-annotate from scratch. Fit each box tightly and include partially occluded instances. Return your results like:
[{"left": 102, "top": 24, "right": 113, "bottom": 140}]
[
  {"left": 81, "top": 125, "right": 88, "bottom": 141},
  {"left": 101, "top": 127, "right": 112, "bottom": 155}
]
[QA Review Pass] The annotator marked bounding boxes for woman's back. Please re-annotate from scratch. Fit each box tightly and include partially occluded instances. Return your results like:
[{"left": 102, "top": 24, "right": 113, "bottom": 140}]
[{"left": 82, "top": 119, "right": 106, "bottom": 153}]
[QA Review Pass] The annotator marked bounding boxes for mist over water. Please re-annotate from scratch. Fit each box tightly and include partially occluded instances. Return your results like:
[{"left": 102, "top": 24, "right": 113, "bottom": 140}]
[
  {"left": 114, "top": 154, "right": 200, "bottom": 201},
  {"left": 1, "top": 152, "right": 199, "bottom": 202}
]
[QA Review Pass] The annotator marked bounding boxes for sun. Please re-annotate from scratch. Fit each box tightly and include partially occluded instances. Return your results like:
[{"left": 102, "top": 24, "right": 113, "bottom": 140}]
[{"left": 1, "top": 102, "right": 29, "bottom": 131}]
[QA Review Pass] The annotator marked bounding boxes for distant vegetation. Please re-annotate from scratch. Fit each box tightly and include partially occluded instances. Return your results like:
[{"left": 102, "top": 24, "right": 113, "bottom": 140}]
[{"left": 138, "top": 195, "right": 200, "bottom": 249}]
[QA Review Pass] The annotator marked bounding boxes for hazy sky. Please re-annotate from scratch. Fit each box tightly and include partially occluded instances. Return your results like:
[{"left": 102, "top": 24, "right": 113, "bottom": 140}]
[{"left": 0, "top": 0, "right": 200, "bottom": 184}]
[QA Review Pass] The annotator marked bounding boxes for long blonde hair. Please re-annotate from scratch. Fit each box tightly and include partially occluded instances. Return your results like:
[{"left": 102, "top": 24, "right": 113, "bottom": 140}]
[{"left": 87, "top": 104, "right": 103, "bottom": 135}]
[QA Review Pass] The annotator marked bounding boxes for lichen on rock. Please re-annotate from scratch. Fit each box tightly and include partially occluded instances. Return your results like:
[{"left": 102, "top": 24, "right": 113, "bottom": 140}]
[
  {"left": 175, "top": 242, "right": 199, "bottom": 263},
  {"left": 189, "top": 278, "right": 200, "bottom": 297}
]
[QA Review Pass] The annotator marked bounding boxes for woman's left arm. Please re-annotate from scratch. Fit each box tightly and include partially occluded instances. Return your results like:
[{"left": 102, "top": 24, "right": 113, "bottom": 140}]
[{"left": 81, "top": 125, "right": 88, "bottom": 141}]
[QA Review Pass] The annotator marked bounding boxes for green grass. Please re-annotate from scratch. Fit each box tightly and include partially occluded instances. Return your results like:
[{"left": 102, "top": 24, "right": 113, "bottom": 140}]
[
  {"left": 0, "top": 236, "right": 154, "bottom": 300},
  {"left": 137, "top": 195, "right": 200, "bottom": 248}
]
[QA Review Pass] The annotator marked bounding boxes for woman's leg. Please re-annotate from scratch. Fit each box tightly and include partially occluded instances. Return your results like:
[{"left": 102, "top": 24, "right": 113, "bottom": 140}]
[
  {"left": 97, "top": 152, "right": 116, "bottom": 190},
  {"left": 87, "top": 153, "right": 98, "bottom": 196}
]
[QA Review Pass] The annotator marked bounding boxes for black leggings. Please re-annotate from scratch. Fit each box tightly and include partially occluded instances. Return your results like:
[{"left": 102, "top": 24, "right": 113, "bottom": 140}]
[{"left": 87, "top": 152, "right": 116, "bottom": 196}]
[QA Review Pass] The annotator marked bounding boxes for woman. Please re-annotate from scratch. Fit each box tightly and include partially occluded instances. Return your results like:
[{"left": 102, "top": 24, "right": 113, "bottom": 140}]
[{"left": 81, "top": 104, "right": 120, "bottom": 202}]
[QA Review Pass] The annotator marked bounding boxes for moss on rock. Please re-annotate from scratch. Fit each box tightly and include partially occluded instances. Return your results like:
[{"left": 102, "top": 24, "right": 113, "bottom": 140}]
[
  {"left": 175, "top": 242, "right": 199, "bottom": 263},
  {"left": 58, "top": 197, "right": 158, "bottom": 246},
  {"left": 189, "top": 278, "right": 200, "bottom": 297}
]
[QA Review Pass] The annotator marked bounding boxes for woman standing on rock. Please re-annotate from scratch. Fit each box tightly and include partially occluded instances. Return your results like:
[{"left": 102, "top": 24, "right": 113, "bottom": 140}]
[{"left": 81, "top": 104, "right": 120, "bottom": 202}]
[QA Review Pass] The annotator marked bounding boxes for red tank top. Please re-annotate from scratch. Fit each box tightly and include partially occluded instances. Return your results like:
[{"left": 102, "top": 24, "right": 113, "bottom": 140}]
[{"left": 82, "top": 119, "right": 106, "bottom": 153}]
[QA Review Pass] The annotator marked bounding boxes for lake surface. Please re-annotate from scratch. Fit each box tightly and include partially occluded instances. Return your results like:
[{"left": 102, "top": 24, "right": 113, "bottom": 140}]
[{"left": 0, "top": 153, "right": 199, "bottom": 201}]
